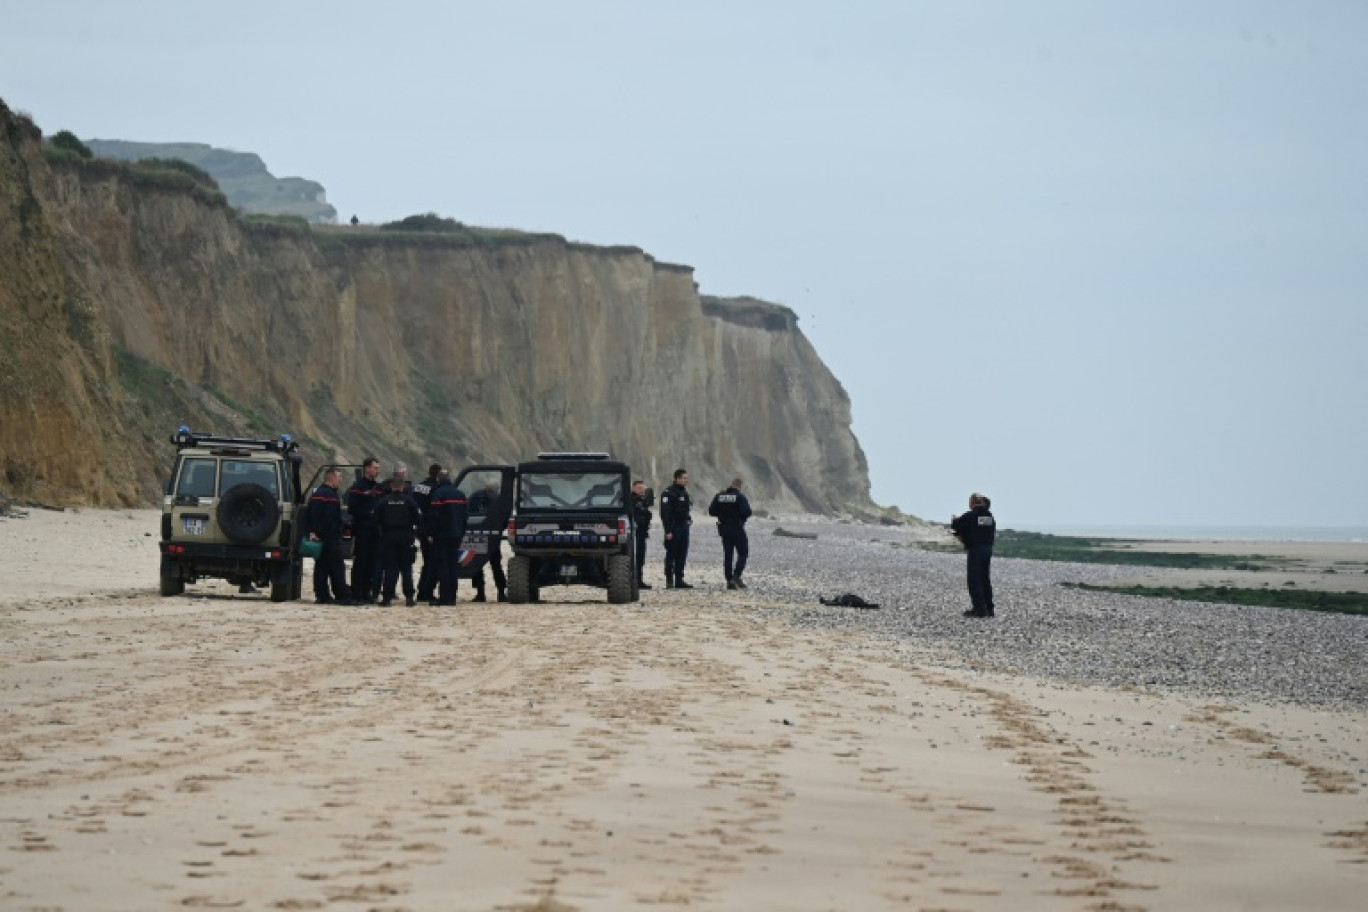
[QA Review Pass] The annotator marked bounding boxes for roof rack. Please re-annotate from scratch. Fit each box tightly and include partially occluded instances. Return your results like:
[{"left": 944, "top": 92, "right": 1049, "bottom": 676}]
[
  {"left": 537, "top": 451, "right": 610, "bottom": 461},
  {"left": 171, "top": 427, "right": 300, "bottom": 454}
]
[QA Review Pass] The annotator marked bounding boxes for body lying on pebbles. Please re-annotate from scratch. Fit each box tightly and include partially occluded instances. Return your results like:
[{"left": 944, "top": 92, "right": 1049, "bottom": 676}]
[{"left": 679, "top": 517, "right": 1367, "bottom": 710}]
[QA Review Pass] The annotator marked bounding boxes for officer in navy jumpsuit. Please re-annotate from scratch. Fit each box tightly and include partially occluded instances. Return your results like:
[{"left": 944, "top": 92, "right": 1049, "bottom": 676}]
[
  {"left": 708, "top": 478, "right": 753, "bottom": 589},
  {"left": 660, "top": 468, "right": 693, "bottom": 588},
  {"left": 376, "top": 474, "right": 421, "bottom": 606},
  {"left": 424, "top": 470, "right": 468, "bottom": 605},
  {"left": 951, "top": 493, "right": 996, "bottom": 617},
  {"left": 307, "top": 467, "right": 350, "bottom": 604}
]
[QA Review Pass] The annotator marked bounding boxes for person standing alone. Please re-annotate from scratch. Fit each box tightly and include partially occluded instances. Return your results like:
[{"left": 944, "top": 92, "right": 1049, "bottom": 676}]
[
  {"left": 660, "top": 469, "right": 693, "bottom": 589},
  {"left": 951, "top": 493, "right": 996, "bottom": 617},
  {"left": 708, "top": 477, "right": 752, "bottom": 589}
]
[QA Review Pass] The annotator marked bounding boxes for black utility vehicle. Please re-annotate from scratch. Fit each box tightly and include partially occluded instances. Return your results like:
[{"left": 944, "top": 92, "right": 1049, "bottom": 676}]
[{"left": 506, "top": 452, "right": 639, "bottom": 604}]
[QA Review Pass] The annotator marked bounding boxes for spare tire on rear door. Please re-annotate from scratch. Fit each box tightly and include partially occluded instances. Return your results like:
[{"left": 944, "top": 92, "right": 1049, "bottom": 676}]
[{"left": 216, "top": 483, "right": 280, "bottom": 545}]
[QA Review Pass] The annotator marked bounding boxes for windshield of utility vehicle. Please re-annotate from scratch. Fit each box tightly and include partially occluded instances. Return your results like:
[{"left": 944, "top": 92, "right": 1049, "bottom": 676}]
[{"left": 519, "top": 471, "right": 623, "bottom": 510}]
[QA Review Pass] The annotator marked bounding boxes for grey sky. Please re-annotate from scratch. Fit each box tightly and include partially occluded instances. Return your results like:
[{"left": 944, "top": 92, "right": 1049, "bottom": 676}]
[{"left": 4, "top": 1, "right": 1365, "bottom": 527}]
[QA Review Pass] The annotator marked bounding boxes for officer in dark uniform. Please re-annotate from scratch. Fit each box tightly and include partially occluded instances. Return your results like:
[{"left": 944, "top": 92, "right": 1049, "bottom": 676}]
[
  {"left": 376, "top": 474, "right": 421, "bottom": 607},
  {"left": 631, "top": 480, "right": 654, "bottom": 589},
  {"left": 951, "top": 493, "right": 996, "bottom": 617},
  {"left": 708, "top": 477, "right": 753, "bottom": 590},
  {"left": 424, "top": 469, "right": 469, "bottom": 605},
  {"left": 413, "top": 463, "right": 441, "bottom": 602},
  {"left": 660, "top": 468, "right": 693, "bottom": 589},
  {"left": 346, "top": 457, "right": 384, "bottom": 602},
  {"left": 306, "top": 467, "right": 350, "bottom": 604},
  {"left": 467, "top": 482, "right": 507, "bottom": 603}
]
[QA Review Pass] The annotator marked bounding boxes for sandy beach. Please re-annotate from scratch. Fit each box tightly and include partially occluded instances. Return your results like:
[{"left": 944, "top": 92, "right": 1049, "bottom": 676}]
[{"left": 2, "top": 508, "right": 1365, "bottom": 911}]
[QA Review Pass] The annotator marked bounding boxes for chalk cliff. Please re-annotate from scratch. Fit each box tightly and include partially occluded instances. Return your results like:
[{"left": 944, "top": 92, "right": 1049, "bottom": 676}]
[{"left": 0, "top": 100, "right": 873, "bottom": 516}]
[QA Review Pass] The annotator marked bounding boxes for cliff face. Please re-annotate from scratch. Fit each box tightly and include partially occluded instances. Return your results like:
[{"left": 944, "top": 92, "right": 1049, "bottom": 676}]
[{"left": 0, "top": 101, "right": 871, "bottom": 515}]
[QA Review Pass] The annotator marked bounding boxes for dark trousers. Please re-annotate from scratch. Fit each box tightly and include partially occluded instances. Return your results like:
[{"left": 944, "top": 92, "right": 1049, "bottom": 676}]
[
  {"left": 416, "top": 538, "right": 437, "bottom": 600},
  {"left": 635, "top": 527, "right": 649, "bottom": 580},
  {"left": 350, "top": 524, "right": 379, "bottom": 599},
  {"left": 313, "top": 541, "right": 349, "bottom": 602},
  {"left": 435, "top": 538, "right": 463, "bottom": 605},
  {"left": 967, "top": 546, "right": 994, "bottom": 612},
  {"left": 475, "top": 538, "right": 506, "bottom": 596},
  {"left": 664, "top": 524, "right": 690, "bottom": 582},
  {"left": 379, "top": 534, "right": 415, "bottom": 600},
  {"left": 720, "top": 525, "right": 748, "bottom": 580}
]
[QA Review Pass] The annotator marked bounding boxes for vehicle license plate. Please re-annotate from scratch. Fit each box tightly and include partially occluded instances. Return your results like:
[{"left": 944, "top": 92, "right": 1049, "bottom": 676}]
[
  {"left": 183, "top": 518, "right": 206, "bottom": 535},
  {"left": 561, "top": 565, "right": 578, "bottom": 577}
]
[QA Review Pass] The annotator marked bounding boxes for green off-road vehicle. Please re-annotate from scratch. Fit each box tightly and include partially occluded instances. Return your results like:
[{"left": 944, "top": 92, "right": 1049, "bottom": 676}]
[
  {"left": 506, "top": 452, "right": 639, "bottom": 604},
  {"left": 158, "top": 428, "right": 306, "bottom": 601}
]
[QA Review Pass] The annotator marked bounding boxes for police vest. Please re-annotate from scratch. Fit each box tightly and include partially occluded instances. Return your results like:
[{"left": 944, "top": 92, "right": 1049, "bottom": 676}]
[{"left": 380, "top": 494, "right": 411, "bottom": 529}]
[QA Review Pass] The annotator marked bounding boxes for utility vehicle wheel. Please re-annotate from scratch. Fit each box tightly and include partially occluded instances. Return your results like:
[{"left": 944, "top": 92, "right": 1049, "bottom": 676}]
[
  {"left": 507, "top": 555, "right": 533, "bottom": 604},
  {"left": 606, "top": 554, "right": 634, "bottom": 604},
  {"left": 290, "top": 560, "right": 304, "bottom": 600},
  {"left": 159, "top": 556, "right": 185, "bottom": 596}
]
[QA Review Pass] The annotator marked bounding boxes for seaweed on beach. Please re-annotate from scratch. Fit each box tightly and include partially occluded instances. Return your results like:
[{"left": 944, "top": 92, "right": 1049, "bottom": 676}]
[
  {"left": 1063, "top": 582, "right": 1368, "bottom": 615},
  {"left": 919, "top": 529, "right": 1277, "bottom": 570}
]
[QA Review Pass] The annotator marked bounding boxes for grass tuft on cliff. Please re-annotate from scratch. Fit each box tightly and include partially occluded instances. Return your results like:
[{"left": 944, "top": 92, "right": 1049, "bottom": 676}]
[{"left": 43, "top": 148, "right": 229, "bottom": 209}]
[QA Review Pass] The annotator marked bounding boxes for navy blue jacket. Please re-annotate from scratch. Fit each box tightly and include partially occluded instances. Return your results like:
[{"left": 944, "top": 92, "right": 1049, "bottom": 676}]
[
  {"left": 708, "top": 488, "right": 752, "bottom": 527},
  {"left": 425, "top": 481, "right": 469, "bottom": 541},
  {"left": 306, "top": 483, "right": 344, "bottom": 543},
  {"left": 631, "top": 490, "right": 654, "bottom": 533},
  {"left": 660, "top": 483, "right": 692, "bottom": 528},
  {"left": 347, "top": 476, "right": 384, "bottom": 527},
  {"left": 412, "top": 475, "right": 438, "bottom": 515},
  {"left": 951, "top": 507, "right": 996, "bottom": 549}
]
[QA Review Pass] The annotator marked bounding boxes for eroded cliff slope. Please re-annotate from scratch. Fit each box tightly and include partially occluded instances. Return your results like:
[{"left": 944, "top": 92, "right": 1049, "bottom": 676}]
[{"left": 0, "top": 101, "right": 872, "bottom": 515}]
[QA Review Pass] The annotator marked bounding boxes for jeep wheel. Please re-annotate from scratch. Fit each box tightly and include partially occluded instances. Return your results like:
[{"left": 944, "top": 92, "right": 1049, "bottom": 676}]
[
  {"left": 607, "top": 554, "right": 634, "bottom": 604},
  {"left": 290, "top": 560, "right": 304, "bottom": 600},
  {"left": 160, "top": 556, "right": 185, "bottom": 596},
  {"left": 217, "top": 483, "right": 281, "bottom": 545},
  {"left": 507, "top": 555, "right": 533, "bottom": 604}
]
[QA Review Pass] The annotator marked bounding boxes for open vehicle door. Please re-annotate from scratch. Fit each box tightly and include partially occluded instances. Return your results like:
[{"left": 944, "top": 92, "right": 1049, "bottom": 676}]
[{"left": 452, "top": 465, "right": 516, "bottom": 577}]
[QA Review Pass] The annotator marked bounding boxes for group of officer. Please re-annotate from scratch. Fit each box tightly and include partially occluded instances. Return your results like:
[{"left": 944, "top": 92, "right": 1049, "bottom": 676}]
[
  {"left": 306, "top": 458, "right": 487, "bottom": 607},
  {"left": 634, "top": 468, "right": 754, "bottom": 591},
  {"left": 310, "top": 458, "right": 756, "bottom": 606}
]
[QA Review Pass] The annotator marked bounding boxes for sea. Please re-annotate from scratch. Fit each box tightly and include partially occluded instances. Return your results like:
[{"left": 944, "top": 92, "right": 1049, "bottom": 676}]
[{"left": 1013, "top": 524, "right": 1368, "bottom": 543}]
